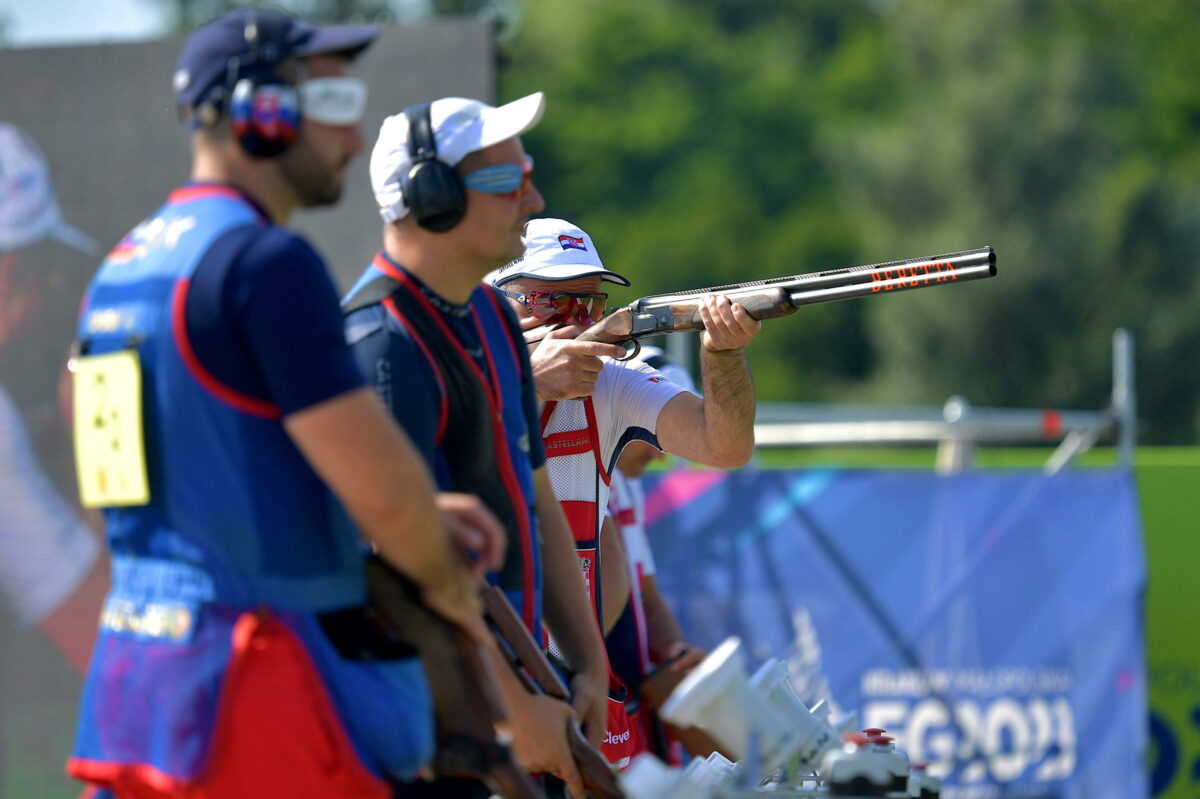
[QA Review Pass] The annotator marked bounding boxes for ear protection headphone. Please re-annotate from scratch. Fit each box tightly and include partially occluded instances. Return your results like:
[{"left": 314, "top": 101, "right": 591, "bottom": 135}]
[
  {"left": 227, "top": 11, "right": 300, "bottom": 158},
  {"left": 400, "top": 102, "right": 466, "bottom": 232}
]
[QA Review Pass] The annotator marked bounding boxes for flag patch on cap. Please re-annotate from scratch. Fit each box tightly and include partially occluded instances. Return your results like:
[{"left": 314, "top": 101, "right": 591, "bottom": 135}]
[{"left": 558, "top": 234, "right": 587, "bottom": 251}]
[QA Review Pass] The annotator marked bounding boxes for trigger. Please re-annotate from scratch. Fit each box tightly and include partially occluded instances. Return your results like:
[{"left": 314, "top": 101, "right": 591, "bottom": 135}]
[{"left": 617, "top": 339, "right": 641, "bottom": 362}]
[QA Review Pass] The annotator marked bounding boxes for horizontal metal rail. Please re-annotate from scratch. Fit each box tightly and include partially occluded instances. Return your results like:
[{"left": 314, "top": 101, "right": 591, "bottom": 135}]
[
  {"left": 753, "top": 404, "right": 1114, "bottom": 446},
  {"left": 748, "top": 329, "right": 1135, "bottom": 473}
]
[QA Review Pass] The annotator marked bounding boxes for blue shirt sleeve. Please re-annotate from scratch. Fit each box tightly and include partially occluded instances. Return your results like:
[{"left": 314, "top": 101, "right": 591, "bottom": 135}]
[
  {"left": 493, "top": 295, "right": 546, "bottom": 470},
  {"left": 187, "top": 226, "right": 365, "bottom": 416},
  {"left": 343, "top": 305, "right": 443, "bottom": 474}
]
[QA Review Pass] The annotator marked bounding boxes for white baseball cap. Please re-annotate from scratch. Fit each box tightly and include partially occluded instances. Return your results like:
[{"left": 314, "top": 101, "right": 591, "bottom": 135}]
[
  {"left": 487, "top": 217, "right": 630, "bottom": 287},
  {"left": 0, "top": 123, "right": 97, "bottom": 255},
  {"left": 370, "top": 92, "right": 546, "bottom": 223}
]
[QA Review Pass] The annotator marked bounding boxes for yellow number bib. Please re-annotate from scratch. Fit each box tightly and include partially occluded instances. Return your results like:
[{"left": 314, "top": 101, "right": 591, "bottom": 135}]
[{"left": 72, "top": 350, "right": 151, "bottom": 507}]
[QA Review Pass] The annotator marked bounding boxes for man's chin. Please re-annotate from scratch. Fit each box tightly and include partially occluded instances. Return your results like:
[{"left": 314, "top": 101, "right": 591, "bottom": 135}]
[{"left": 300, "top": 182, "right": 343, "bottom": 209}]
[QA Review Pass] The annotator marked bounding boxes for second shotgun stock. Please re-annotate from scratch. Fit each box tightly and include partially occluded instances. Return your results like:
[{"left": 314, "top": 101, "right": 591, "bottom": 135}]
[
  {"left": 364, "top": 558, "right": 543, "bottom": 799},
  {"left": 481, "top": 586, "right": 627, "bottom": 799}
]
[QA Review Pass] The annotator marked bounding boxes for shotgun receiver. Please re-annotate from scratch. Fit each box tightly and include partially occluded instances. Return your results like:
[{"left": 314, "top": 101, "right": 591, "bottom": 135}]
[
  {"left": 528, "top": 247, "right": 995, "bottom": 350},
  {"left": 481, "top": 586, "right": 627, "bottom": 799}
]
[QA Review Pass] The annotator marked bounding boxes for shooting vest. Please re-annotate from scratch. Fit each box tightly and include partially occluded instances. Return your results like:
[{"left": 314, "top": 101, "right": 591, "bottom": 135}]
[
  {"left": 343, "top": 254, "right": 542, "bottom": 632},
  {"left": 69, "top": 185, "right": 403, "bottom": 787},
  {"left": 74, "top": 184, "right": 365, "bottom": 610},
  {"left": 539, "top": 397, "right": 612, "bottom": 622},
  {"left": 539, "top": 398, "right": 644, "bottom": 767}
]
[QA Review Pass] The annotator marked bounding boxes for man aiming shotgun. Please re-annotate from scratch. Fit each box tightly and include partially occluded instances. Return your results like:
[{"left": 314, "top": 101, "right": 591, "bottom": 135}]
[
  {"left": 493, "top": 225, "right": 995, "bottom": 766},
  {"left": 490, "top": 218, "right": 764, "bottom": 767}
]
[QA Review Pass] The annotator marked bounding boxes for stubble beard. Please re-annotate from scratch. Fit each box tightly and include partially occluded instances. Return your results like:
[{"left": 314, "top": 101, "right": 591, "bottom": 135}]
[{"left": 278, "top": 139, "right": 345, "bottom": 209}]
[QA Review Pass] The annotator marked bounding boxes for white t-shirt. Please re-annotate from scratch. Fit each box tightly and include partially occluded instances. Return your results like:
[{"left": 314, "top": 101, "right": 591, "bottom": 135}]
[
  {"left": 593, "top": 354, "right": 687, "bottom": 470},
  {"left": 0, "top": 385, "right": 99, "bottom": 627},
  {"left": 608, "top": 469, "right": 657, "bottom": 578},
  {"left": 542, "top": 355, "right": 688, "bottom": 511}
]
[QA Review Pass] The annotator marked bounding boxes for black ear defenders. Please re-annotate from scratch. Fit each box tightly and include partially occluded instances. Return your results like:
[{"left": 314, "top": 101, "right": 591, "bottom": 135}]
[
  {"left": 400, "top": 102, "right": 466, "bottom": 232},
  {"left": 227, "top": 11, "right": 301, "bottom": 158}
]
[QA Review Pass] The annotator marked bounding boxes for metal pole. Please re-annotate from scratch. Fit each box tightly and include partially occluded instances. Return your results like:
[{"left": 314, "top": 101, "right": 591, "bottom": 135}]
[
  {"left": 936, "top": 395, "right": 974, "bottom": 474},
  {"left": 666, "top": 331, "right": 697, "bottom": 388},
  {"left": 1112, "top": 328, "right": 1136, "bottom": 469}
]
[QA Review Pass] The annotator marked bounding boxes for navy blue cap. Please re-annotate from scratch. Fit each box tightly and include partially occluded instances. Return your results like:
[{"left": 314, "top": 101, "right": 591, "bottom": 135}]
[{"left": 173, "top": 8, "right": 378, "bottom": 112}]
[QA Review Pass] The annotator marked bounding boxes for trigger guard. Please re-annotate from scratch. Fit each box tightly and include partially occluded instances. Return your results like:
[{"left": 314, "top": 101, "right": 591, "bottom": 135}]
[{"left": 616, "top": 339, "right": 641, "bottom": 362}]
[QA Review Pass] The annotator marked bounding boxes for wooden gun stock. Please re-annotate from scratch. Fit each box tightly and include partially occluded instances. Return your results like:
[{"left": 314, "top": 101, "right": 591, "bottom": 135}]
[
  {"left": 365, "top": 558, "right": 544, "bottom": 799},
  {"left": 482, "top": 586, "right": 627, "bottom": 799}
]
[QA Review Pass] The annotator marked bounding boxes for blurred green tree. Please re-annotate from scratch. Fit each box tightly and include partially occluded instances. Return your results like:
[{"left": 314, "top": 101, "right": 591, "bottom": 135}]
[
  {"left": 503, "top": 0, "right": 1200, "bottom": 441},
  {"left": 503, "top": 0, "right": 886, "bottom": 402},
  {"left": 817, "top": 0, "right": 1200, "bottom": 441}
]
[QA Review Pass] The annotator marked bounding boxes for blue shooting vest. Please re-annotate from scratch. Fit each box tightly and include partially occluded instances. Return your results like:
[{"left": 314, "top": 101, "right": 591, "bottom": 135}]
[
  {"left": 344, "top": 255, "right": 544, "bottom": 636},
  {"left": 70, "top": 186, "right": 430, "bottom": 784},
  {"left": 76, "top": 185, "right": 364, "bottom": 610}
]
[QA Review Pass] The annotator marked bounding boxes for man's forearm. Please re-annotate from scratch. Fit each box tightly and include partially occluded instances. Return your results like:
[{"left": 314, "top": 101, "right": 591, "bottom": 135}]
[
  {"left": 697, "top": 345, "right": 757, "bottom": 467},
  {"left": 642, "top": 576, "right": 688, "bottom": 662},
  {"left": 285, "top": 389, "right": 462, "bottom": 594}
]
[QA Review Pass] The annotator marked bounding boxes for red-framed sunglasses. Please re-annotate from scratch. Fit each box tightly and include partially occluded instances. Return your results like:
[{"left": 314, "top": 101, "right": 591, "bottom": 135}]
[{"left": 500, "top": 288, "right": 609, "bottom": 326}]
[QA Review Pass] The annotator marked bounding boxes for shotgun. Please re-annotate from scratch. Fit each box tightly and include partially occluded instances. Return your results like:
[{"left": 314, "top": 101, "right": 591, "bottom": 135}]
[
  {"left": 526, "top": 247, "right": 996, "bottom": 352},
  {"left": 481, "top": 586, "right": 627, "bottom": 799},
  {"left": 364, "top": 558, "right": 544, "bottom": 799}
]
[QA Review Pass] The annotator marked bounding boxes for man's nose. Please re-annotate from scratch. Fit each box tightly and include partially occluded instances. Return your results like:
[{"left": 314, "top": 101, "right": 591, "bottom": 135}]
[{"left": 522, "top": 182, "right": 546, "bottom": 215}]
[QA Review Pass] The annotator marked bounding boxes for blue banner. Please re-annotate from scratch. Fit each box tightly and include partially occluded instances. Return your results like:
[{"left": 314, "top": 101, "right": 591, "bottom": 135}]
[{"left": 643, "top": 468, "right": 1147, "bottom": 799}]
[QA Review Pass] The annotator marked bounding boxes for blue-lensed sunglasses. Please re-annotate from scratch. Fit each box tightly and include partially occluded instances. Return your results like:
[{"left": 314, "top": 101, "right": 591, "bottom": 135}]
[{"left": 463, "top": 155, "right": 534, "bottom": 195}]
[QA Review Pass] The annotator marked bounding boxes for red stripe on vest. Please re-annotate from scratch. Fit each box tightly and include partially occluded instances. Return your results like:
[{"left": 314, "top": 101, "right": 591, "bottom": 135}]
[
  {"left": 171, "top": 279, "right": 282, "bottom": 420},
  {"left": 482, "top": 287, "right": 521, "bottom": 371},
  {"left": 167, "top": 185, "right": 270, "bottom": 225},
  {"left": 381, "top": 295, "right": 449, "bottom": 445},
  {"left": 382, "top": 262, "right": 537, "bottom": 630},
  {"left": 540, "top": 400, "right": 557, "bottom": 430},
  {"left": 543, "top": 431, "right": 595, "bottom": 456},
  {"left": 583, "top": 398, "right": 611, "bottom": 487}
]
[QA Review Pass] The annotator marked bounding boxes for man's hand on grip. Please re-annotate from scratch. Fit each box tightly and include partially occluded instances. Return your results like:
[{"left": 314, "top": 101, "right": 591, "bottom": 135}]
[{"left": 530, "top": 325, "right": 625, "bottom": 401}]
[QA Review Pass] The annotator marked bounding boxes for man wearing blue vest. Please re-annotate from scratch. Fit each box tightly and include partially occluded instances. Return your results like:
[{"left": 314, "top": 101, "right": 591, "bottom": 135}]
[
  {"left": 342, "top": 93, "right": 610, "bottom": 796},
  {"left": 67, "top": 10, "right": 500, "bottom": 799}
]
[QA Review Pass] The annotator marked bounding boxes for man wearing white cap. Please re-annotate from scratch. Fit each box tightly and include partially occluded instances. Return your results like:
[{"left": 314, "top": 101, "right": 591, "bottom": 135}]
[
  {"left": 342, "top": 92, "right": 609, "bottom": 795},
  {"left": 488, "top": 217, "right": 761, "bottom": 765}
]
